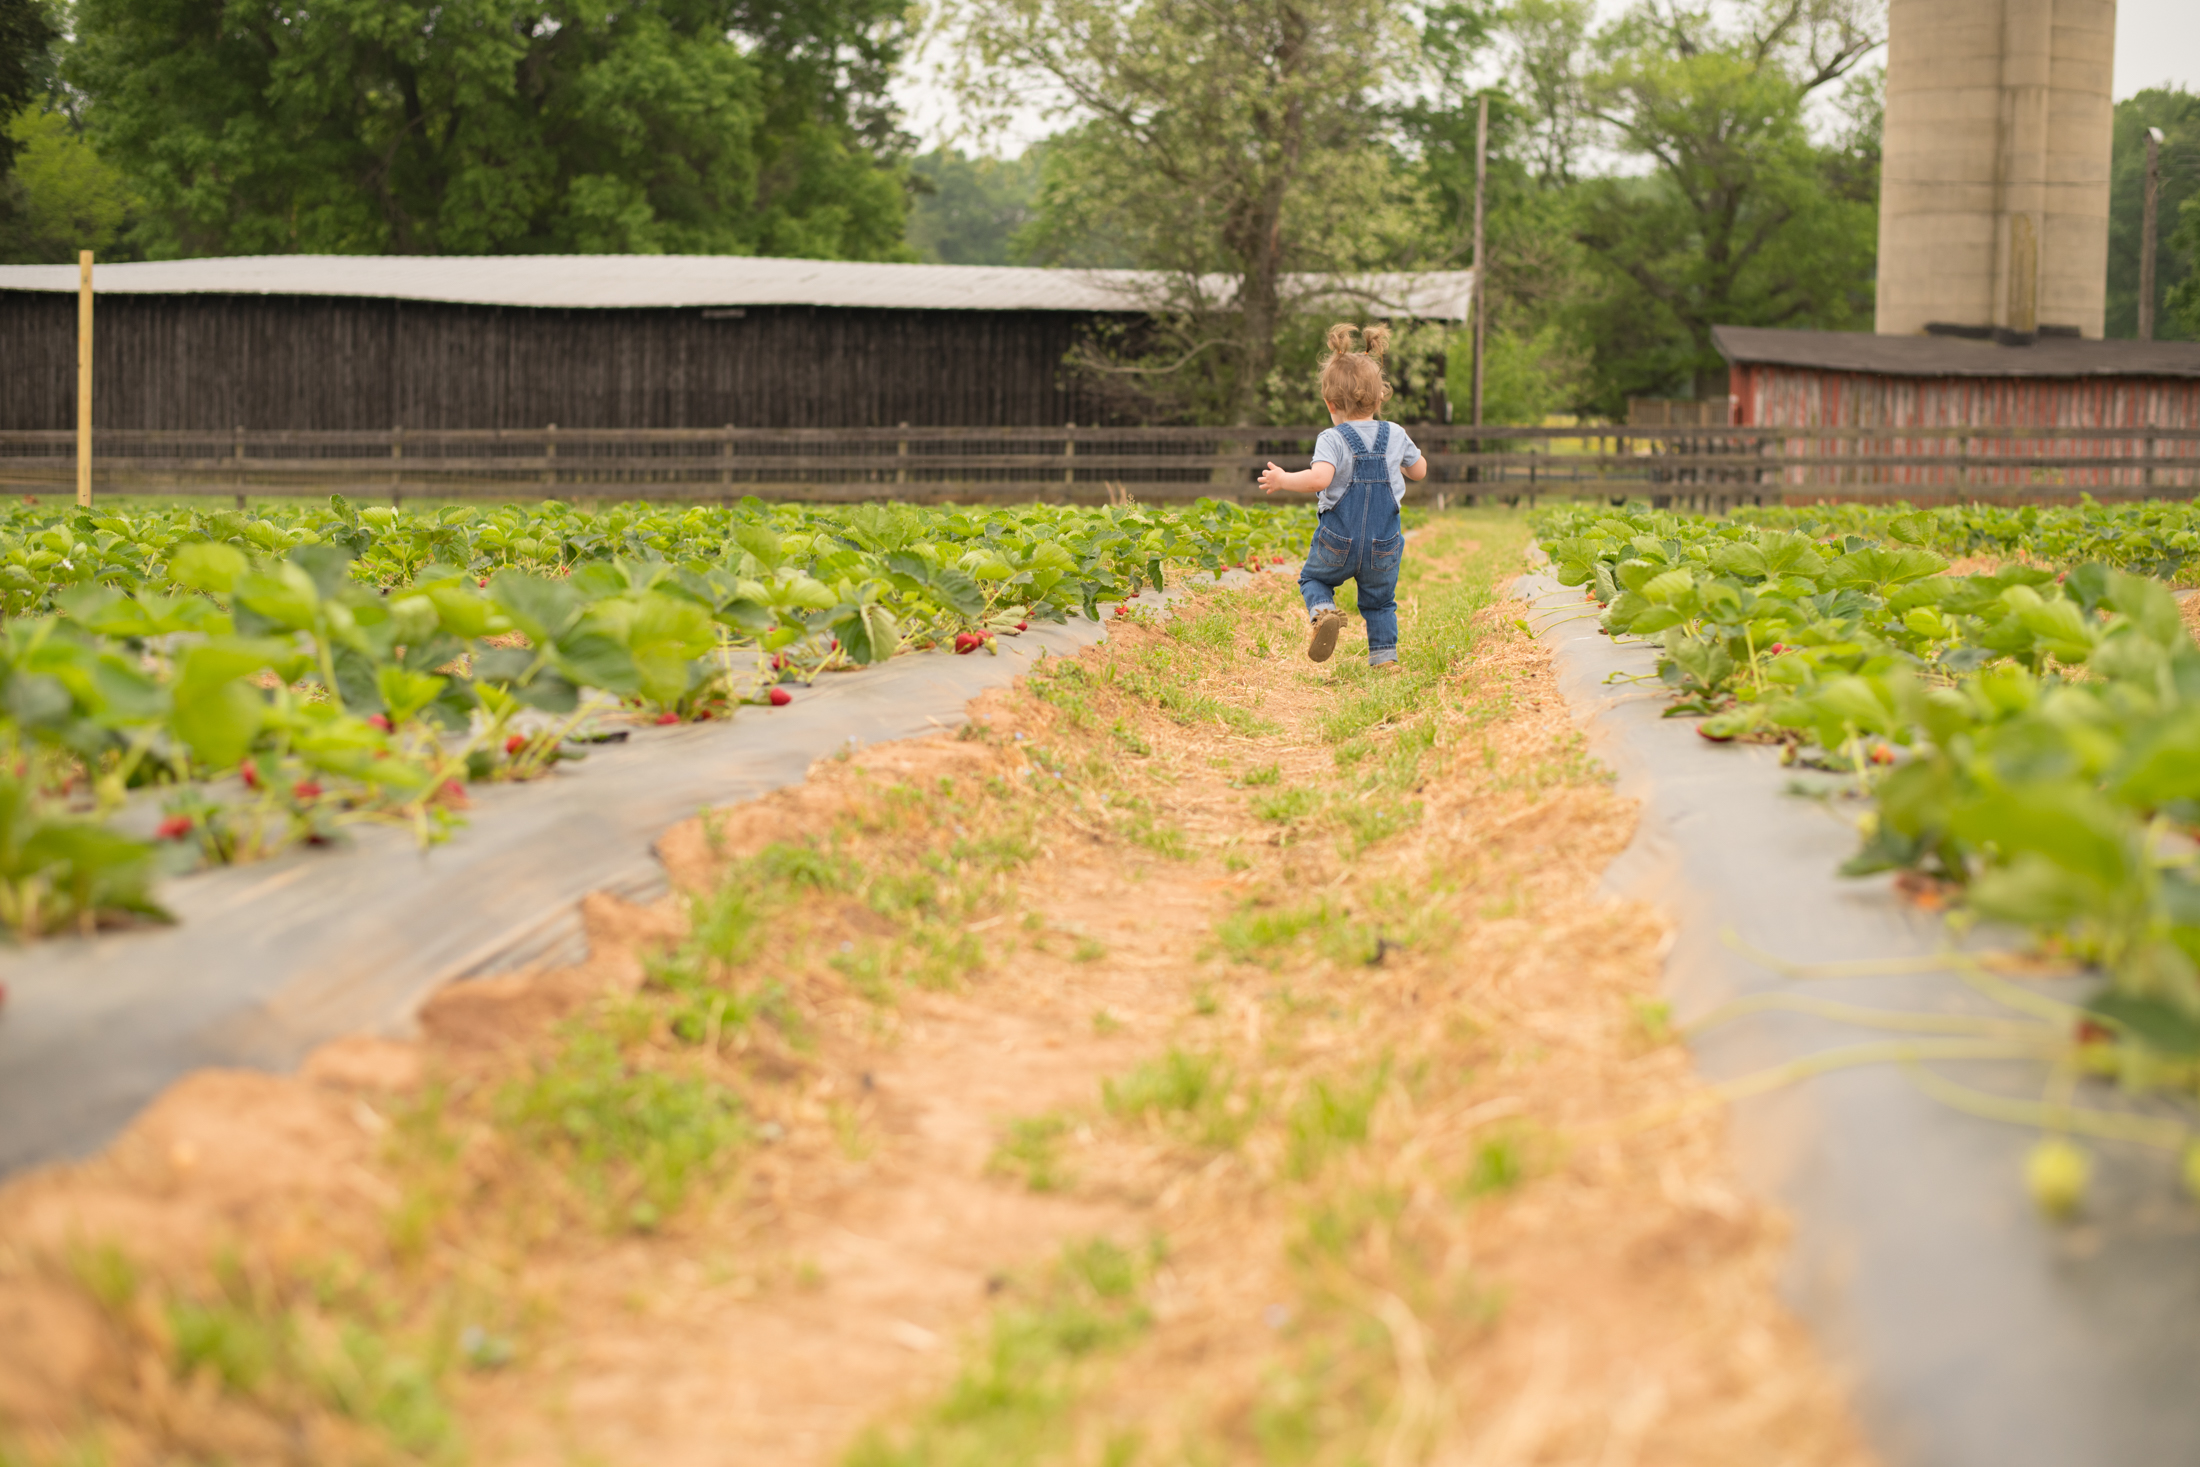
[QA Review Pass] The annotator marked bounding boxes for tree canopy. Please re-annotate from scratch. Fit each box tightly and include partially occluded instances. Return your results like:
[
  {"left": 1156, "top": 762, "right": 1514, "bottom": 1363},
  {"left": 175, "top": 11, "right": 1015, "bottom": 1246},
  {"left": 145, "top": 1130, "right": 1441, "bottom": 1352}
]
[
  {"left": 61, "top": 0, "right": 915, "bottom": 259},
  {"left": 949, "top": 0, "right": 1436, "bottom": 425}
]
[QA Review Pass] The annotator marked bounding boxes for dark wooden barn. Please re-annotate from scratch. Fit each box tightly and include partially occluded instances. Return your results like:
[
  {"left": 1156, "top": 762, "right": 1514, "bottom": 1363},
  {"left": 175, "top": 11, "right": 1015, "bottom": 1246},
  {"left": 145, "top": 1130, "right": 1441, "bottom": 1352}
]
[{"left": 0, "top": 257, "right": 1474, "bottom": 434}]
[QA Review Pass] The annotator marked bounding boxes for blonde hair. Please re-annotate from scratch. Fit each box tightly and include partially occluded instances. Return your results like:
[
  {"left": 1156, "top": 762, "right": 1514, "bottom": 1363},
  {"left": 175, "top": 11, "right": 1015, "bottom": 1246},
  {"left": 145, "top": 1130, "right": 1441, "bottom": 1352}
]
[{"left": 1318, "top": 322, "right": 1393, "bottom": 418}]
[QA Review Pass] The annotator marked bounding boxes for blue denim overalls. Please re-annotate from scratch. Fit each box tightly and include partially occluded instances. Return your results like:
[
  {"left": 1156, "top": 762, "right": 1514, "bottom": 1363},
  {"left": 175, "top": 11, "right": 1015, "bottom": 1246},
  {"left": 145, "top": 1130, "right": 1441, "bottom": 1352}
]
[{"left": 1299, "top": 421, "right": 1403, "bottom": 666}]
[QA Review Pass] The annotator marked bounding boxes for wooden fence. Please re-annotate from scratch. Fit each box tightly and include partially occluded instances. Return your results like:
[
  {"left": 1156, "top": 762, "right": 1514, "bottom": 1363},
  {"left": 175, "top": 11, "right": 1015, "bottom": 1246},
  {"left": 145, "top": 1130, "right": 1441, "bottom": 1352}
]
[{"left": 2, "top": 424, "right": 2197, "bottom": 506}]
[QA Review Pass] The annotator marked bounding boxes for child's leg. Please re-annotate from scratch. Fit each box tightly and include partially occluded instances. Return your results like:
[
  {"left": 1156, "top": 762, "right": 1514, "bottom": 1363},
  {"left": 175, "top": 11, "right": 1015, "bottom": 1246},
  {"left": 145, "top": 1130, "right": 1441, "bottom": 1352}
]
[
  {"left": 1356, "top": 542, "right": 1404, "bottom": 666},
  {"left": 1299, "top": 561, "right": 1350, "bottom": 663}
]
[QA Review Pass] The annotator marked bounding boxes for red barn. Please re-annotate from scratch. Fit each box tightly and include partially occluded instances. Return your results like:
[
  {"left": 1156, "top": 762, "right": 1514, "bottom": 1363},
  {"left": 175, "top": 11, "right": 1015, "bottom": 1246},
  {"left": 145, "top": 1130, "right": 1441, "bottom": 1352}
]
[{"left": 1713, "top": 327, "right": 2200, "bottom": 496}]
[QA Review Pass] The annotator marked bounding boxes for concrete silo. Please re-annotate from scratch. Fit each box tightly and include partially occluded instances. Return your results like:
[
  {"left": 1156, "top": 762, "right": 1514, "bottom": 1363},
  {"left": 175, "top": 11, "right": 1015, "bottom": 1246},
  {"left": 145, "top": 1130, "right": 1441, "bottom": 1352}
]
[{"left": 1875, "top": 0, "right": 2116, "bottom": 339}]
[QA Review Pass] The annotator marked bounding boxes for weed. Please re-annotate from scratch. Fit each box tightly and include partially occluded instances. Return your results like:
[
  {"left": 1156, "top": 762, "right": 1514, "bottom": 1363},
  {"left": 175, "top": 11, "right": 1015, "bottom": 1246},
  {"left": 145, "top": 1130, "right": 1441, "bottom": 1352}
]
[
  {"left": 1169, "top": 606, "right": 1238, "bottom": 652},
  {"left": 1332, "top": 796, "right": 1422, "bottom": 853},
  {"left": 755, "top": 840, "right": 857, "bottom": 892},
  {"left": 1103, "top": 1048, "right": 1256, "bottom": 1148},
  {"left": 831, "top": 1101, "right": 875, "bottom": 1161},
  {"left": 989, "top": 1114, "right": 1075, "bottom": 1193},
  {"left": 65, "top": 1240, "right": 138, "bottom": 1317},
  {"left": 1109, "top": 719, "right": 1153, "bottom": 756},
  {"left": 1191, "top": 986, "right": 1220, "bottom": 1017},
  {"left": 1091, "top": 1009, "right": 1125, "bottom": 1036},
  {"left": 496, "top": 1024, "right": 747, "bottom": 1231},
  {"left": 1073, "top": 935, "right": 1107, "bottom": 963},
  {"left": 1237, "top": 763, "right": 1282, "bottom": 787},
  {"left": 1216, "top": 897, "right": 1376, "bottom": 967},
  {"left": 1462, "top": 1130, "right": 1528, "bottom": 1198},
  {"left": 1120, "top": 812, "right": 1192, "bottom": 859},
  {"left": 843, "top": 1239, "right": 1153, "bottom": 1467},
  {"left": 1285, "top": 1063, "right": 1390, "bottom": 1180},
  {"left": 1251, "top": 787, "right": 1319, "bottom": 824},
  {"left": 1630, "top": 995, "right": 1675, "bottom": 1046}
]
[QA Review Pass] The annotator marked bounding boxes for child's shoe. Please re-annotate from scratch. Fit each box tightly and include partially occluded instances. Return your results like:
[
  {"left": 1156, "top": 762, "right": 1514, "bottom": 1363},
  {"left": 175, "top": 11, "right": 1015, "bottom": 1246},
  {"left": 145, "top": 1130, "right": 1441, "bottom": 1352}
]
[
  {"left": 1307, "top": 608, "right": 1348, "bottom": 662},
  {"left": 1371, "top": 661, "right": 1402, "bottom": 675}
]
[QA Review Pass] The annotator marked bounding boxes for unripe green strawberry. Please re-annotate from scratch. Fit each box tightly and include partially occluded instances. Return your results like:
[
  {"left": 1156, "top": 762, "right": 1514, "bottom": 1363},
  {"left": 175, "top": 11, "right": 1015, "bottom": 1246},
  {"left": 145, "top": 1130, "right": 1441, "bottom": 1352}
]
[{"left": 2025, "top": 1137, "right": 2089, "bottom": 1220}]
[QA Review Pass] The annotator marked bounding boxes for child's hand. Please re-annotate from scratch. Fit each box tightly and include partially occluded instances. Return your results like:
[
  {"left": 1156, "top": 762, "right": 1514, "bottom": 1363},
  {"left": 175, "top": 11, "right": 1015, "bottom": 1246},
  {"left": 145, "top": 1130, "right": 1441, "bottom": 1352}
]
[{"left": 1259, "top": 461, "right": 1289, "bottom": 494}]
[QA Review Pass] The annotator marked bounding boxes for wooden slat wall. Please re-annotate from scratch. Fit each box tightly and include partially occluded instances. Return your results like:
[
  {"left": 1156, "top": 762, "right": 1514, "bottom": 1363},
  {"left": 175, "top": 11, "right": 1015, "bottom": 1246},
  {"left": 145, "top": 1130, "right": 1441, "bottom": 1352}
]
[
  {"left": 1729, "top": 363, "right": 2200, "bottom": 490},
  {"left": 0, "top": 294, "right": 1134, "bottom": 432}
]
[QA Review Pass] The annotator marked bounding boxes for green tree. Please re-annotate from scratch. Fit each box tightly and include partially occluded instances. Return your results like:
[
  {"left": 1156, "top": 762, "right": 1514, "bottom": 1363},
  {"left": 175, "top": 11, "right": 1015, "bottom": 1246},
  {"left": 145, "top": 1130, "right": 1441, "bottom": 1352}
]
[
  {"left": 67, "top": 0, "right": 916, "bottom": 259},
  {"left": 0, "top": 104, "right": 138, "bottom": 262},
  {"left": 0, "top": 0, "right": 56, "bottom": 179},
  {"left": 2109, "top": 88, "right": 2200, "bottom": 340},
  {"left": 950, "top": 0, "right": 1434, "bottom": 425},
  {"left": 907, "top": 145, "right": 1045, "bottom": 265},
  {"left": 1566, "top": 1, "right": 1882, "bottom": 410}
]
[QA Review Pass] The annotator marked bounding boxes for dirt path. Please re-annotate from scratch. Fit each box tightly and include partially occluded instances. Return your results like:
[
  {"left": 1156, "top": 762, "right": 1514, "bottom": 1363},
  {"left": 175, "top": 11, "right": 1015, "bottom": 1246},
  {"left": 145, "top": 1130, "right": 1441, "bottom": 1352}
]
[{"left": 0, "top": 511, "right": 1876, "bottom": 1467}]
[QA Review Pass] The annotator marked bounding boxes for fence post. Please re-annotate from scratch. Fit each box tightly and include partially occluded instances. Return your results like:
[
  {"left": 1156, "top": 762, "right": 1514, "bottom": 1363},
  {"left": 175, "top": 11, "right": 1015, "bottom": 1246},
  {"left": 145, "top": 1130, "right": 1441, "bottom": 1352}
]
[
  {"left": 233, "top": 425, "right": 246, "bottom": 510},
  {"left": 544, "top": 423, "right": 556, "bottom": 489},
  {"left": 722, "top": 424, "right": 733, "bottom": 495},
  {"left": 75, "top": 251, "right": 92, "bottom": 508},
  {"left": 1064, "top": 421, "right": 1075, "bottom": 493},
  {"left": 391, "top": 425, "right": 403, "bottom": 504},
  {"left": 896, "top": 421, "right": 908, "bottom": 486}
]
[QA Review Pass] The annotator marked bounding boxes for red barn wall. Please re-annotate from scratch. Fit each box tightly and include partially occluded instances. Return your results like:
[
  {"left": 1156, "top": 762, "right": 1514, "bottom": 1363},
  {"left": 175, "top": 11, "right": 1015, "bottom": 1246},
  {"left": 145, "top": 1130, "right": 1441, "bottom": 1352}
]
[{"left": 1727, "top": 362, "right": 2200, "bottom": 492}]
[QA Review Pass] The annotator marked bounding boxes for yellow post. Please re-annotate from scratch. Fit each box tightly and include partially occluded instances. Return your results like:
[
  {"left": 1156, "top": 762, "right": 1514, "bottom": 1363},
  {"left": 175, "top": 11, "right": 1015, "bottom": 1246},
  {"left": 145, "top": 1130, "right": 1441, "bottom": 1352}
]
[{"left": 76, "top": 250, "right": 93, "bottom": 507}]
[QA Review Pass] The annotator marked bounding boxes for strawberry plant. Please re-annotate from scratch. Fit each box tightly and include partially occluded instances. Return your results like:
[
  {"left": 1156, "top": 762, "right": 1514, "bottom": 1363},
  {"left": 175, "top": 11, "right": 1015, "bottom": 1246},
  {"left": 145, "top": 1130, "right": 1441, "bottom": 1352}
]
[
  {"left": 0, "top": 494, "right": 1309, "bottom": 936},
  {"left": 1538, "top": 498, "right": 2200, "bottom": 1214}
]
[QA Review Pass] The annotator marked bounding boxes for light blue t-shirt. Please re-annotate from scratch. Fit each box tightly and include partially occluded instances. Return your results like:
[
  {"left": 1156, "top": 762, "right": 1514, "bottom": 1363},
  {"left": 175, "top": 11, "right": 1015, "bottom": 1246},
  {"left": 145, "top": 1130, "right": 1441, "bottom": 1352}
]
[{"left": 1311, "top": 420, "right": 1421, "bottom": 513}]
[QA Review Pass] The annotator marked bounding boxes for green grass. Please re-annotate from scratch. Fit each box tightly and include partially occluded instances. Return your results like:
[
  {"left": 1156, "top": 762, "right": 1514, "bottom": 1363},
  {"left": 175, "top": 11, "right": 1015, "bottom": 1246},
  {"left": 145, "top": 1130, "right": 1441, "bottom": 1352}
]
[
  {"left": 1251, "top": 786, "right": 1319, "bottom": 823},
  {"left": 1102, "top": 1048, "right": 1258, "bottom": 1148},
  {"left": 842, "top": 1239, "right": 1155, "bottom": 1467},
  {"left": 989, "top": 1114, "right": 1075, "bottom": 1193},
  {"left": 1285, "top": 1063, "right": 1390, "bottom": 1181},
  {"left": 496, "top": 1024, "right": 747, "bottom": 1231}
]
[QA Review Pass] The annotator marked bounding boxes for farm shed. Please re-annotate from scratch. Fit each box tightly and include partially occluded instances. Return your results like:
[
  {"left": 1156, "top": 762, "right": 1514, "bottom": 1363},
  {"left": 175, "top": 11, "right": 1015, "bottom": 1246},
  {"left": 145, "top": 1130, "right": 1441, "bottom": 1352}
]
[
  {"left": 1713, "top": 326, "right": 2200, "bottom": 493},
  {"left": 0, "top": 256, "right": 1474, "bottom": 434}
]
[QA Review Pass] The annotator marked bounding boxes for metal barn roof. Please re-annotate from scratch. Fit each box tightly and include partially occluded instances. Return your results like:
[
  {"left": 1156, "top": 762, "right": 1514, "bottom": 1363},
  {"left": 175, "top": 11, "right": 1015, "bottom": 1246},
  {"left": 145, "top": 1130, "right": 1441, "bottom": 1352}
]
[
  {"left": 1713, "top": 325, "right": 2200, "bottom": 379},
  {"left": 0, "top": 255, "right": 1476, "bottom": 320}
]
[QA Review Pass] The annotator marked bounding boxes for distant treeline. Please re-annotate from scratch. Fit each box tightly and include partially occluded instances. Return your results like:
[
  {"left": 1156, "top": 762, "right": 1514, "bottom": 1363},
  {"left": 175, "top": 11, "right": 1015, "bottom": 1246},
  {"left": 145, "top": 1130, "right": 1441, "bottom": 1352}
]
[{"left": 3, "top": 1, "right": 2195, "bottom": 427}]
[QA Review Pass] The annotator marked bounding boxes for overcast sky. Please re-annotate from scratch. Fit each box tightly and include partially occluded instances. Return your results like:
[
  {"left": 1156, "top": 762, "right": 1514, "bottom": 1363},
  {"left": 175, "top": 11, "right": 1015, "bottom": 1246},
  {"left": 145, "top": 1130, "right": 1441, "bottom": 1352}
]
[
  {"left": 895, "top": 1, "right": 2200, "bottom": 156},
  {"left": 2115, "top": 0, "right": 2200, "bottom": 98}
]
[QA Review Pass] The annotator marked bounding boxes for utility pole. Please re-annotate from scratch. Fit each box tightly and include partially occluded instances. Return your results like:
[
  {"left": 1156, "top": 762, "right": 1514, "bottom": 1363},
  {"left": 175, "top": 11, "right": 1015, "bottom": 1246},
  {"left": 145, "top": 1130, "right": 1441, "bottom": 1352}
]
[
  {"left": 2139, "top": 127, "right": 2164, "bottom": 342},
  {"left": 76, "top": 251, "right": 93, "bottom": 508},
  {"left": 1471, "top": 93, "right": 1487, "bottom": 433}
]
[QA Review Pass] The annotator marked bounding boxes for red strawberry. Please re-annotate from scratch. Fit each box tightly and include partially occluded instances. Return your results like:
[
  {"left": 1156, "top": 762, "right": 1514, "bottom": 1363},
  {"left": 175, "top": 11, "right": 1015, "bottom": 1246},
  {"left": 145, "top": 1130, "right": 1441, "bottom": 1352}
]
[
  {"left": 156, "top": 814, "right": 194, "bottom": 840},
  {"left": 2075, "top": 1018, "right": 2114, "bottom": 1045},
  {"left": 504, "top": 734, "right": 526, "bottom": 755},
  {"left": 655, "top": 711, "right": 680, "bottom": 725},
  {"left": 441, "top": 779, "right": 468, "bottom": 805},
  {"left": 1016, "top": 621, "right": 1028, "bottom": 631},
  {"left": 293, "top": 779, "right": 323, "bottom": 800},
  {"left": 954, "top": 632, "right": 981, "bottom": 654},
  {"left": 1868, "top": 743, "right": 1895, "bottom": 765},
  {"left": 1271, "top": 554, "right": 1284, "bottom": 564},
  {"left": 768, "top": 687, "right": 792, "bottom": 706},
  {"left": 240, "top": 759, "right": 259, "bottom": 790},
  {"left": 366, "top": 713, "right": 392, "bottom": 732}
]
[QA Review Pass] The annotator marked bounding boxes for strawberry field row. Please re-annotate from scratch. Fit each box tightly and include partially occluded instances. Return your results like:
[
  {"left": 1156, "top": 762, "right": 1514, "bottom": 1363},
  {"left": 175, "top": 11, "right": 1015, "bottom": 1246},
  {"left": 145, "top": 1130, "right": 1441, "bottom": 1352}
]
[
  {"left": 1537, "top": 499, "right": 2200, "bottom": 1217},
  {"left": 0, "top": 495, "right": 1308, "bottom": 939}
]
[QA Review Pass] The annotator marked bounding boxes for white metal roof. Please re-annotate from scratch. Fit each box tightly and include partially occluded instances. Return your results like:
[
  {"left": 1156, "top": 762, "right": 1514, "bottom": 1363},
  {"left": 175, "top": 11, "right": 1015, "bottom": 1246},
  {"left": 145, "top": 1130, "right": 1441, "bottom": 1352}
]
[{"left": 0, "top": 254, "right": 1475, "bottom": 320}]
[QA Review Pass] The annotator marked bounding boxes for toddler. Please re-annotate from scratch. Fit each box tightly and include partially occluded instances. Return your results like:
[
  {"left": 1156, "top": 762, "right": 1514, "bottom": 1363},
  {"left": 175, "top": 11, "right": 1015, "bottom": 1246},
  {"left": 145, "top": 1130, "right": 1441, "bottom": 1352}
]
[{"left": 1257, "top": 323, "right": 1428, "bottom": 670}]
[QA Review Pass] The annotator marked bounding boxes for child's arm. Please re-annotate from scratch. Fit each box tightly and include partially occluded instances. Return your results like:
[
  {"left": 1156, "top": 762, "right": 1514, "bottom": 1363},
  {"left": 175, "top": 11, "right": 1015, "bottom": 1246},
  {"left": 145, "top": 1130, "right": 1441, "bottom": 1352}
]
[
  {"left": 1259, "top": 460, "right": 1335, "bottom": 495},
  {"left": 1399, "top": 431, "right": 1429, "bottom": 482}
]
